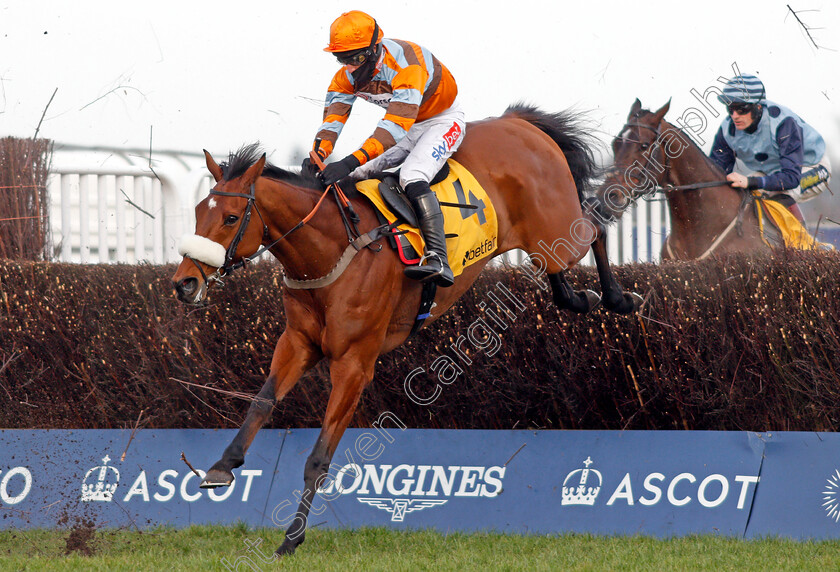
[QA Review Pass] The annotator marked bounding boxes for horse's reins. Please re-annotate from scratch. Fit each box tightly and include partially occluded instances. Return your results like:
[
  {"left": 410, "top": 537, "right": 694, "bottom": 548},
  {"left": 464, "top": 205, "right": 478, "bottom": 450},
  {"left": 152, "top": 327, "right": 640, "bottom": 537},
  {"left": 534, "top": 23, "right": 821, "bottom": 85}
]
[
  {"left": 657, "top": 180, "right": 733, "bottom": 193},
  {"left": 616, "top": 117, "right": 755, "bottom": 259},
  {"left": 186, "top": 157, "right": 345, "bottom": 283},
  {"left": 186, "top": 151, "right": 386, "bottom": 291},
  {"left": 619, "top": 119, "right": 732, "bottom": 196},
  {"left": 616, "top": 120, "right": 672, "bottom": 201}
]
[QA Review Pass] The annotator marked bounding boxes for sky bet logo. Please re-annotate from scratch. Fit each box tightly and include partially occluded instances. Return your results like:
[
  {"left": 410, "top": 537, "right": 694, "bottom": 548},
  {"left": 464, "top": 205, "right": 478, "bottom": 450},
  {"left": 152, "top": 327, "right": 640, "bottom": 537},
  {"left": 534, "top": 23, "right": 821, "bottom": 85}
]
[
  {"left": 317, "top": 463, "right": 506, "bottom": 522},
  {"left": 431, "top": 122, "right": 462, "bottom": 161}
]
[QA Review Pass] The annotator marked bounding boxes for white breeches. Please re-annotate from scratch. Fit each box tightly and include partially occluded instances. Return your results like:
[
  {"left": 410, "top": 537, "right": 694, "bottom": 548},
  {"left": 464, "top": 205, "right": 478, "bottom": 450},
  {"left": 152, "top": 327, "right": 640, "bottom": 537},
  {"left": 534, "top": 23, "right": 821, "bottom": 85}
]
[{"left": 351, "top": 98, "right": 466, "bottom": 188}]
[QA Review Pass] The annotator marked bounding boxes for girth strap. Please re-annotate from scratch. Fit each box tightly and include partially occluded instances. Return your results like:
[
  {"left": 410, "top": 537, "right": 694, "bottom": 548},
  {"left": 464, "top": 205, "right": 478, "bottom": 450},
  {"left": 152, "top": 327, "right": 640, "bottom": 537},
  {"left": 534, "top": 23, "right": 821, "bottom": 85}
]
[
  {"left": 283, "top": 225, "right": 389, "bottom": 290},
  {"left": 409, "top": 281, "right": 438, "bottom": 336}
]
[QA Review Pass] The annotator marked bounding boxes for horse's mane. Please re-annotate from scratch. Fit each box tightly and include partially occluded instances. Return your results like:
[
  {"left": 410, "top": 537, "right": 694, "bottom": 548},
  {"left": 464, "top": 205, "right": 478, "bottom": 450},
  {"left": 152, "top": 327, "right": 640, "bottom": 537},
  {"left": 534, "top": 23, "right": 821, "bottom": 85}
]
[{"left": 220, "top": 142, "right": 324, "bottom": 190}]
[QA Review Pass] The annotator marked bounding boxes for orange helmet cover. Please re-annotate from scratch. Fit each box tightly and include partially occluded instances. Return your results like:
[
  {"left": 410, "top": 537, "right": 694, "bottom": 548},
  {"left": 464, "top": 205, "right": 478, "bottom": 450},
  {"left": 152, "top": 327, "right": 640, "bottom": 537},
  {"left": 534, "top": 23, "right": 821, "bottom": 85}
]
[{"left": 324, "top": 11, "right": 384, "bottom": 52}]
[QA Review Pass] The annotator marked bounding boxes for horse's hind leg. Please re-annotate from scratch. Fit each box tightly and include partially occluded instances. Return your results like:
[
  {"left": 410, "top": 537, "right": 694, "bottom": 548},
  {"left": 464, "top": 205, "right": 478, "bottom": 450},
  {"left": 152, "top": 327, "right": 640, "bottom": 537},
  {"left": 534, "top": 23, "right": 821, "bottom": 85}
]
[
  {"left": 548, "top": 272, "right": 601, "bottom": 314},
  {"left": 589, "top": 224, "right": 643, "bottom": 314},
  {"left": 201, "top": 329, "right": 320, "bottom": 488}
]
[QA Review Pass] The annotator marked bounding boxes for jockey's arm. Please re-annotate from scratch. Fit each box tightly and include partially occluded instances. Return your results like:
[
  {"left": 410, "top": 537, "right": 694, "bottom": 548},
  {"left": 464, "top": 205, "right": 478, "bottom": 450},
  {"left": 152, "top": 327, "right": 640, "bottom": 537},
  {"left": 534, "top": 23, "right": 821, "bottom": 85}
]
[
  {"left": 350, "top": 144, "right": 411, "bottom": 181},
  {"left": 352, "top": 65, "right": 424, "bottom": 166},
  {"left": 312, "top": 71, "right": 357, "bottom": 158},
  {"left": 709, "top": 127, "right": 735, "bottom": 174},
  {"left": 746, "top": 118, "right": 805, "bottom": 192}
]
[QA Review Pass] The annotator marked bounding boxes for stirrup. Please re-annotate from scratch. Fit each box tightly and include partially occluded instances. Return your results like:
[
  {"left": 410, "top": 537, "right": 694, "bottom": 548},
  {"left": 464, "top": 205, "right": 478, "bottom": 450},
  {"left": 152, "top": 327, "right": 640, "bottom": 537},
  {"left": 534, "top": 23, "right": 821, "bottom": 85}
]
[
  {"left": 417, "top": 251, "right": 443, "bottom": 268},
  {"left": 405, "top": 252, "right": 454, "bottom": 286}
]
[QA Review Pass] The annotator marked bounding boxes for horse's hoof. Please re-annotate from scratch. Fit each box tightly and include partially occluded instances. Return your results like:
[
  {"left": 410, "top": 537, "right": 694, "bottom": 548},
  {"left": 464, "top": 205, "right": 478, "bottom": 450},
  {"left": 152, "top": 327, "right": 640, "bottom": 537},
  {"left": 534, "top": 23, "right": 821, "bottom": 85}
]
[
  {"left": 584, "top": 289, "right": 602, "bottom": 312},
  {"left": 628, "top": 292, "right": 645, "bottom": 313},
  {"left": 275, "top": 541, "right": 297, "bottom": 557},
  {"left": 199, "top": 469, "right": 234, "bottom": 489}
]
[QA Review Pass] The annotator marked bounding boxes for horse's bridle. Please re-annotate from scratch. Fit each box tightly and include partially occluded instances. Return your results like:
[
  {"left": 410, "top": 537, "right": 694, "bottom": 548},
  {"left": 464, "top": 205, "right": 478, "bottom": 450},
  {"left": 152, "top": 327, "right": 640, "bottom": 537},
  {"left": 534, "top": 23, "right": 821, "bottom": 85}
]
[
  {"left": 612, "top": 116, "right": 672, "bottom": 200},
  {"left": 184, "top": 182, "right": 269, "bottom": 289},
  {"left": 614, "top": 116, "right": 731, "bottom": 196},
  {"left": 184, "top": 173, "right": 370, "bottom": 293},
  {"left": 612, "top": 114, "right": 754, "bottom": 258},
  {"left": 213, "top": 183, "right": 271, "bottom": 273}
]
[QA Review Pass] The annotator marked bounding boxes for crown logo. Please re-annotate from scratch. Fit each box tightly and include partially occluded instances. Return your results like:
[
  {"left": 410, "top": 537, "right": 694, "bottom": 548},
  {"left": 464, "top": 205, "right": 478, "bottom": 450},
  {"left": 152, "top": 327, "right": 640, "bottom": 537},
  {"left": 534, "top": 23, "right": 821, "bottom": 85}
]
[
  {"left": 81, "top": 455, "right": 120, "bottom": 502},
  {"left": 561, "top": 456, "right": 602, "bottom": 506}
]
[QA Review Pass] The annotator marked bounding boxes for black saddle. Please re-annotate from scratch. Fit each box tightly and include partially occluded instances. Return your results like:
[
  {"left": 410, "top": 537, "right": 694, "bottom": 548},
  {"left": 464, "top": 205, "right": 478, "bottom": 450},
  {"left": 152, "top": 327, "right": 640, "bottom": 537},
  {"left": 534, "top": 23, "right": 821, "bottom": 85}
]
[
  {"left": 375, "top": 162, "right": 451, "bottom": 229},
  {"left": 378, "top": 176, "right": 419, "bottom": 228}
]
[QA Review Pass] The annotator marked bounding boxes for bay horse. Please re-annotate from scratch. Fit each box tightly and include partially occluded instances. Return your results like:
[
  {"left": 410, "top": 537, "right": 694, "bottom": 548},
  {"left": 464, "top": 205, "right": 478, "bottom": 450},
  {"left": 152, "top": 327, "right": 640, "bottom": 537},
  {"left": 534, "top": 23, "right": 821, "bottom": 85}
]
[
  {"left": 171, "top": 104, "right": 640, "bottom": 555},
  {"left": 597, "top": 99, "right": 777, "bottom": 260}
]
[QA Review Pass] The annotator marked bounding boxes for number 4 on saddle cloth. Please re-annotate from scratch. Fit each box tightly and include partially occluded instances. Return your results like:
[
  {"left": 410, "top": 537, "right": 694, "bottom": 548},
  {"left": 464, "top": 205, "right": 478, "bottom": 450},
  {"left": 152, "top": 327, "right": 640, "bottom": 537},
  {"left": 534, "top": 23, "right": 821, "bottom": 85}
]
[{"left": 354, "top": 159, "right": 499, "bottom": 275}]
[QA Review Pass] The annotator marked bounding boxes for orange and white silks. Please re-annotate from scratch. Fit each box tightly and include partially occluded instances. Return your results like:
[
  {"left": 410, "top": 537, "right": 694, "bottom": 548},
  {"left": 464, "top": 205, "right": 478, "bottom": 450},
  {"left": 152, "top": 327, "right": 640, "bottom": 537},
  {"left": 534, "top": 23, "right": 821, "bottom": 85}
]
[{"left": 314, "top": 38, "right": 458, "bottom": 165}]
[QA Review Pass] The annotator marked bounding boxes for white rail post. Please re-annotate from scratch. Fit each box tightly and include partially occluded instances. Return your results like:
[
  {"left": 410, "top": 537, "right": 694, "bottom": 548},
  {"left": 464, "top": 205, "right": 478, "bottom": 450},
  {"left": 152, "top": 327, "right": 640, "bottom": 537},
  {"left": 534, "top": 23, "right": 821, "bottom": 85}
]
[
  {"left": 636, "top": 200, "right": 649, "bottom": 262},
  {"left": 79, "top": 174, "right": 92, "bottom": 263},
  {"left": 152, "top": 178, "right": 164, "bottom": 263},
  {"left": 58, "top": 174, "right": 72, "bottom": 262},
  {"left": 97, "top": 175, "right": 110, "bottom": 262},
  {"left": 607, "top": 220, "right": 620, "bottom": 263},
  {"left": 621, "top": 207, "right": 634, "bottom": 264},
  {"left": 133, "top": 177, "right": 147, "bottom": 262},
  {"left": 115, "top": 175, "right": 130, "bottom": 262},
  {"left": 650, "top": 199, "right": 663, "bottom": 263}
]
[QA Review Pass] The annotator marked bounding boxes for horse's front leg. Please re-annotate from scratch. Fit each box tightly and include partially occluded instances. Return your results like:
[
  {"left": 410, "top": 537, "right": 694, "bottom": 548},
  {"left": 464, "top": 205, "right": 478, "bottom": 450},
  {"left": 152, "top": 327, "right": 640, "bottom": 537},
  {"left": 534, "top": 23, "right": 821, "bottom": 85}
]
[
  {"left": 200, "top": 328, "right": 321, "bottom": 488},
  {"left": 276, "top": 352, "right": 374, "bottom": 556}
]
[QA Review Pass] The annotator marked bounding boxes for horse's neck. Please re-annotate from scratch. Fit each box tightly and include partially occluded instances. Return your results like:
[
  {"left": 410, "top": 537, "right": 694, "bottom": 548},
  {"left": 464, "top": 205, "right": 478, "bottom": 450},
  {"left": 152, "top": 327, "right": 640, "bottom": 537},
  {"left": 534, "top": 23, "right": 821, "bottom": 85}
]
[
  {"left": 665, "top": 128, "right": 726, "bottom": 189},
  {"left": 260, "top": 179, "right": 346, "bottom": 280},
  {"left": 665, "top": 129, "right": 743, "bottom": 245}
]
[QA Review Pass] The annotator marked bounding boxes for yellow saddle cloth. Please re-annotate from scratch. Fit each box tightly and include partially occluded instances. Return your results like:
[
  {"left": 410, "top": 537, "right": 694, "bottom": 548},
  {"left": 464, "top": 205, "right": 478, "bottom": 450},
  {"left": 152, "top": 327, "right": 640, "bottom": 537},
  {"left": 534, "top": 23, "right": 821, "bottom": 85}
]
[
  {"left": 755, "top": 196, "right": 835, "bottom": 250},
  {"left": 355, "top": 159, "right": 499, "bottom": 276}
]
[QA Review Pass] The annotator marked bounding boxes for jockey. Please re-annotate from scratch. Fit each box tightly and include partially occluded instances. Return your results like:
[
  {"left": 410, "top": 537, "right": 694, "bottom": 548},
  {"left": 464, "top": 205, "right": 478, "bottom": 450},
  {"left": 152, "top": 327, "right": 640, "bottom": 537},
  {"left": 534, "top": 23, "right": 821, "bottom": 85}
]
[
  {"left": 709, "top": 74, "right": 831, "bottom": 223},
  {"left": 302, "top": 10, "right": 464, "bottom": 287}
]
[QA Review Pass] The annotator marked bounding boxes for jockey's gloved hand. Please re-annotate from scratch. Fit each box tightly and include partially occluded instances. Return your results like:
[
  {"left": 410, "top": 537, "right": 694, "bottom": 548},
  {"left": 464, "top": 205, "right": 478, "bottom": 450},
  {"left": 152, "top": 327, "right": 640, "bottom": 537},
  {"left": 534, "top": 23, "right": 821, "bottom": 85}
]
[
  {"left": 300, "top": 157, "right": 319, "bottom": 177},
  {"left": 319, "top": 155, "right": 361, "bottom": 186},
  {"left": 301, "top": 149, "right": 326, "bottom": 178}
]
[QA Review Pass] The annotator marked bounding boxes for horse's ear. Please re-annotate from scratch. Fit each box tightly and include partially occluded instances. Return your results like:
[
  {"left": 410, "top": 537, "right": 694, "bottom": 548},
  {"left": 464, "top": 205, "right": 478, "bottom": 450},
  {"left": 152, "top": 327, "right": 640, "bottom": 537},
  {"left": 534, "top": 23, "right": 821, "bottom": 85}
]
[
  {"left": 204, "top": 149, "right": 223, "bottom": 182},
  {"left": 630, "top": 98, "right": 642, "bottom": 118},
  {"left": 243, "top": 153, "right": 267, "bottom": 186},
  {"left": 652, "top": 99, "right": 672, "bottom": 123}
]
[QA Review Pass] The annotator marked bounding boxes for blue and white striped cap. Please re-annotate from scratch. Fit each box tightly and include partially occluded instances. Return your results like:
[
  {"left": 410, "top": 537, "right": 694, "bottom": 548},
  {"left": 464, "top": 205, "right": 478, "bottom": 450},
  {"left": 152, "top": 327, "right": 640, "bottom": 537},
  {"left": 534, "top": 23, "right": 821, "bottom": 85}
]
[{"left": 717, "top": 74, "right": 766, "bottom": 104}]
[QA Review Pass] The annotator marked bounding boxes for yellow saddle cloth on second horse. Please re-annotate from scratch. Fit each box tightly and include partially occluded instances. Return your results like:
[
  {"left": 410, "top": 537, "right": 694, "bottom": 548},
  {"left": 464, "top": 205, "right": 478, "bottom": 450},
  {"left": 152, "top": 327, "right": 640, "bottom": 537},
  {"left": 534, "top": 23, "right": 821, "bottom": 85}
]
[
  {"left": 755, "top": 195, "right": 834, "bottom": 250},
  {"left": 355, "top": 159, "right": 499, "bottom": 277}
]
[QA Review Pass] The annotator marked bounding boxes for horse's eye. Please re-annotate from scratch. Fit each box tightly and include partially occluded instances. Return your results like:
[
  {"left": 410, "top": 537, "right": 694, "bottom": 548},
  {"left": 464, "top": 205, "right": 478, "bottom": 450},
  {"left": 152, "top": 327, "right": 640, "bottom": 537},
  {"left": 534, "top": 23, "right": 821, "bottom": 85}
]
[
  {"left": 224, "top": 215, "right": 239, "bottom": 226},
  {"left": 640, "top": 143, "right": 650, "bottom": 151}
]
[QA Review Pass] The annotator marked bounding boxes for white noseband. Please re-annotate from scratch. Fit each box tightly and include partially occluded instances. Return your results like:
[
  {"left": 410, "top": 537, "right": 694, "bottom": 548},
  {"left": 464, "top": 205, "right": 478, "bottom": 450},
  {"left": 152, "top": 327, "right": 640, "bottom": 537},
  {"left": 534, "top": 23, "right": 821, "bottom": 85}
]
[{"left": 178, "top": 234, "right": 227, "bottom": 268}]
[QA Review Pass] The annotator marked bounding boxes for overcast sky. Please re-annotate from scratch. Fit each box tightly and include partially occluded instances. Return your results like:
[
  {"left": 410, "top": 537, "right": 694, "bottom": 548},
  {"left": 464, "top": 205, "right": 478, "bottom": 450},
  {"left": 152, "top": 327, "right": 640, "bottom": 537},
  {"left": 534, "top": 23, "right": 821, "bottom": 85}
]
[{"left": 2, "top": 0, "right": 838, "bottom": 166}]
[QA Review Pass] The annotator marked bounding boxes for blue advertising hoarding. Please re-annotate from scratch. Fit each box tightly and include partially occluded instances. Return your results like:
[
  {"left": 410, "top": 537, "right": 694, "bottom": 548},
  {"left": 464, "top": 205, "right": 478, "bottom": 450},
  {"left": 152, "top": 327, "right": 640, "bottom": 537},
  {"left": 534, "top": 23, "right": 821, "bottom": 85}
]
[{"left": 0, "top": 428, "right": 838, "bottom": 539}]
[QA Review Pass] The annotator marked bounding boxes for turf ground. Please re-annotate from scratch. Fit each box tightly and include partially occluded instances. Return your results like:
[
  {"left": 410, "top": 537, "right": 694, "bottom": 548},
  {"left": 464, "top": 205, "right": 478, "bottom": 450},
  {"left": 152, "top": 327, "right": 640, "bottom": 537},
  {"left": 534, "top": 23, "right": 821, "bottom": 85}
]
[{"left": 2, "top": 525, "right": 840, "bottom": 571}]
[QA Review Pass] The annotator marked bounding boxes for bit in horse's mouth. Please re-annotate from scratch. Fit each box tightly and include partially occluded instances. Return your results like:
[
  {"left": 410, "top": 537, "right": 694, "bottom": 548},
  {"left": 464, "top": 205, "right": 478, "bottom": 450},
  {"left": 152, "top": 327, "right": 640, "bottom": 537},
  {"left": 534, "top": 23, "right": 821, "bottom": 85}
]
[
  {"left": 176, "top": 291, "right": 208, "bottom": 307},
  {"left": 185, "top": 296, "right": 209, "bottom": 307}
]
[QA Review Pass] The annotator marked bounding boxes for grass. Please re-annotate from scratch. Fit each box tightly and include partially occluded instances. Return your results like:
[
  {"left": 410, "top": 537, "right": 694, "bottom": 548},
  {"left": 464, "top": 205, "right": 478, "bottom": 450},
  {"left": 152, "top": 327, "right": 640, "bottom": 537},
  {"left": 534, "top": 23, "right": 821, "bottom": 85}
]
[{"left": 1, "top": 525, "right": 840, "bottom": 571}]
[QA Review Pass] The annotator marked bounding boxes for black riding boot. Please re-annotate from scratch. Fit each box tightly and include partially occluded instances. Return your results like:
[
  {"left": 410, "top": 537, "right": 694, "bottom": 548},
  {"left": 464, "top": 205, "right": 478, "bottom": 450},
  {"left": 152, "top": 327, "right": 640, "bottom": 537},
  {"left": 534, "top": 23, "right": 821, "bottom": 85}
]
[{"left": 403, "top": 185, "right": 454, "bottom": 287}]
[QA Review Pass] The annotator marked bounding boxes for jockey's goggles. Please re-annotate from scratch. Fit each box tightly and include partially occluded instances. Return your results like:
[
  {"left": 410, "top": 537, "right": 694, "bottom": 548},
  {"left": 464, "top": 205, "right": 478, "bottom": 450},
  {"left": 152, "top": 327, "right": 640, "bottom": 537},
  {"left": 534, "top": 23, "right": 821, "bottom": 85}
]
[
  {"left": 727, "top": 102, "right": 754, "bottom": 116},
  {"left": 335, "top": 48, "right": 373, "bottom": 67}
]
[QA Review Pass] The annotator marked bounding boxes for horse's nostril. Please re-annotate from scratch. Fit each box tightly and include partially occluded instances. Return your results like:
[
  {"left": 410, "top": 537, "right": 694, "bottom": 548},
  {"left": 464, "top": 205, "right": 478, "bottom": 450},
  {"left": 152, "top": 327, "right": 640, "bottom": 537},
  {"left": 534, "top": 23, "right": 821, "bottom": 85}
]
[{"left": 176, "top": 278, "right": 198, "bottom": 296}]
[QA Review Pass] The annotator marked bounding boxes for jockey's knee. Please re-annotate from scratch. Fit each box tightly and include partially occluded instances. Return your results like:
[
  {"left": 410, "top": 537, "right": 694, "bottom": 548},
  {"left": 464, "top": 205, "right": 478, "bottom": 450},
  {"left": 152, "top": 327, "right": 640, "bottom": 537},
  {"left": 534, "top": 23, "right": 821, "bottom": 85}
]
[
  {"left": 399, "top": 166, "right": 431, "bottom": 189},
  {"left": 404, "top": 180, "right": 432, "bottom": 201}
]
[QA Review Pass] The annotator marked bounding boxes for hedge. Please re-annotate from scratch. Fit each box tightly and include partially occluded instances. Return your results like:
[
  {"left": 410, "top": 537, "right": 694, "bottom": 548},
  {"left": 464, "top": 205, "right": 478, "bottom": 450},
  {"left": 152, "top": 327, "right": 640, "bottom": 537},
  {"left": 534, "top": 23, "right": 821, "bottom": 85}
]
[{"left": 1, "top": 250, "right": 838, "bottom": 431}]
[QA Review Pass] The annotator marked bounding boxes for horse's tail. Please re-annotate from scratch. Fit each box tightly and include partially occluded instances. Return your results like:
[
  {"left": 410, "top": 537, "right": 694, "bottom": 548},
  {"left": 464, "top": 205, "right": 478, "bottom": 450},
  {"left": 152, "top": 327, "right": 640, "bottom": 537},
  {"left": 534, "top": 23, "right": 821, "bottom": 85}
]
[{"left": 503, "top": 102, "right": 599, "bottom": 202}]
